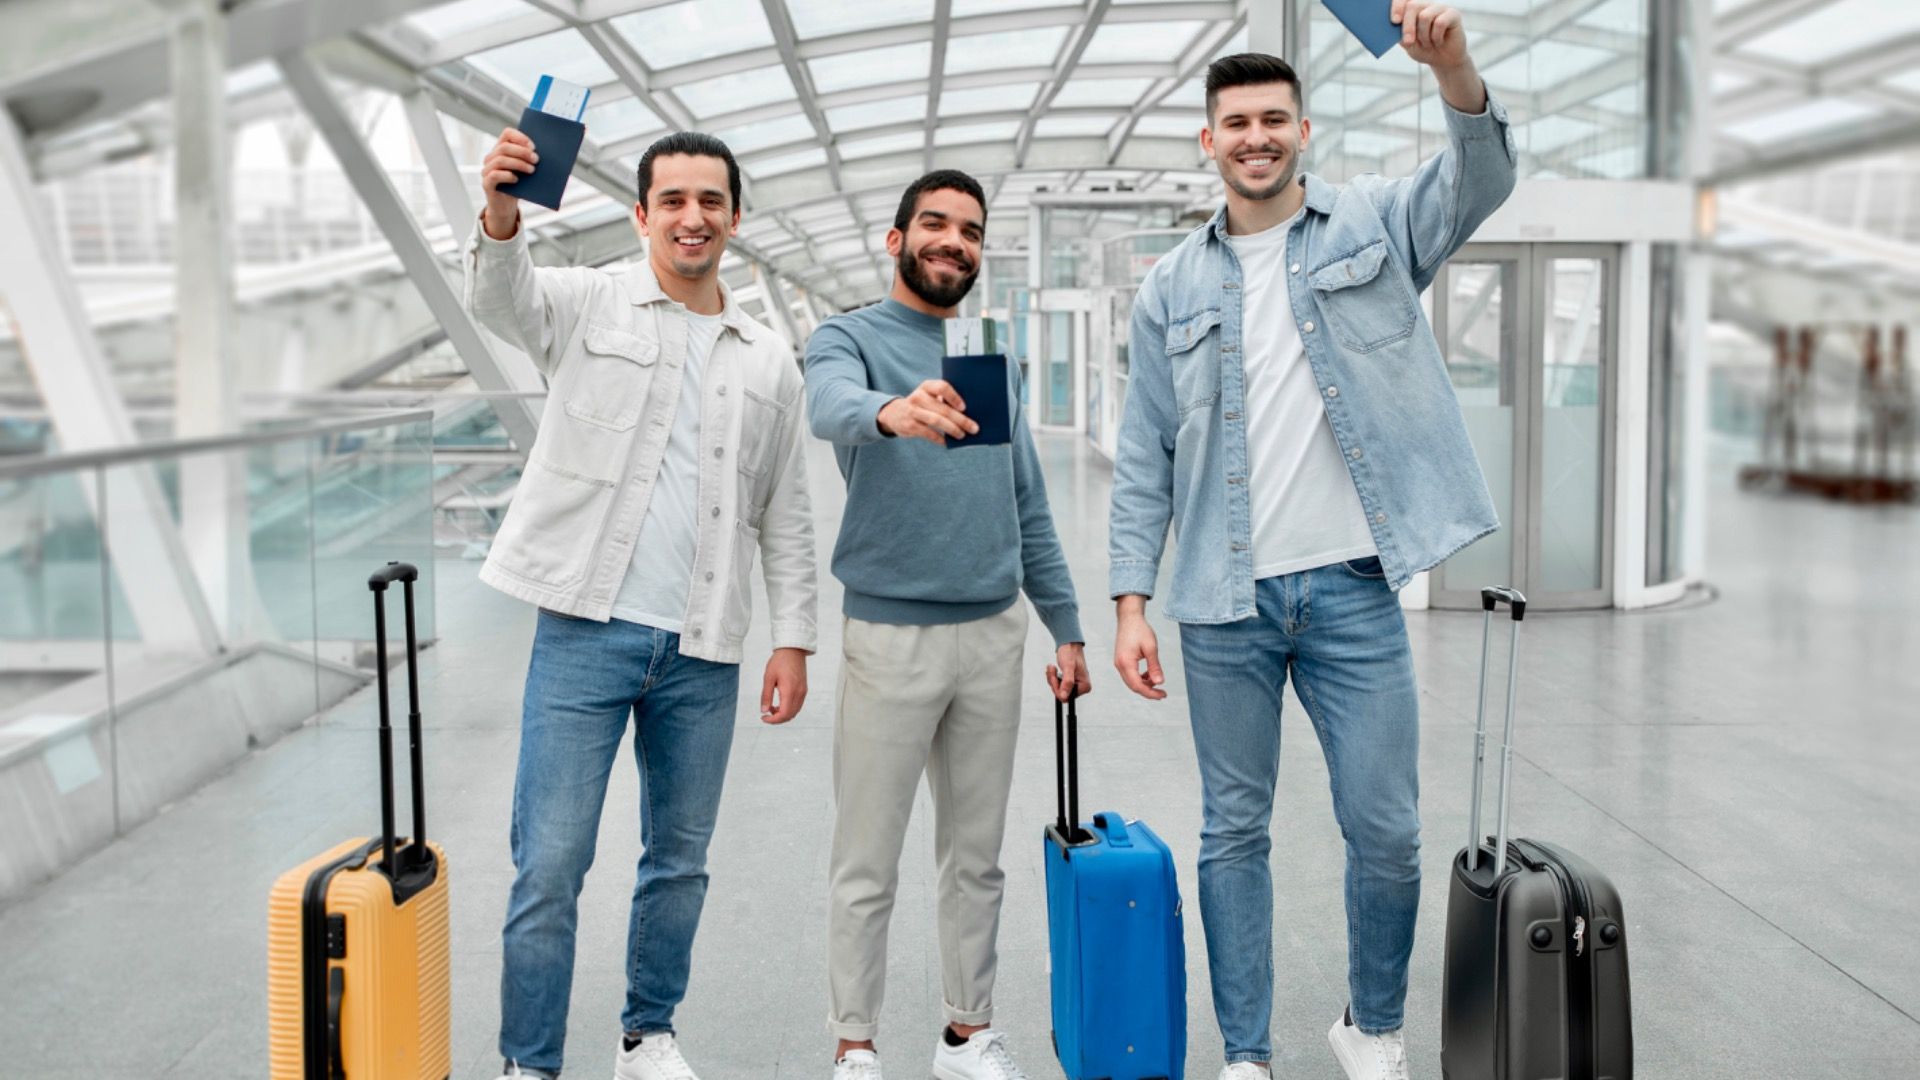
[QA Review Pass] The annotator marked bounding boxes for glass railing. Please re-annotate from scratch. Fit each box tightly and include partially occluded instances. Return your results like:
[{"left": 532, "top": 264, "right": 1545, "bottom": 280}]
[{"left": 0, "top": 410, "right": 435, "bottom": 899}]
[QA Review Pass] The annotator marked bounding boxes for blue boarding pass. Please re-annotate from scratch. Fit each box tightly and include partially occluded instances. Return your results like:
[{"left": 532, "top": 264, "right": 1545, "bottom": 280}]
[{"left": 531, "top": 75, "right": 591, "bottom": 122}]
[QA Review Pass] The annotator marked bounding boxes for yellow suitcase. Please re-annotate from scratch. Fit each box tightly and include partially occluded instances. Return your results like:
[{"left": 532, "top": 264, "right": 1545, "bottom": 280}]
[{"left": 268, "top": 563, "right": 451, "bottom": 1079}]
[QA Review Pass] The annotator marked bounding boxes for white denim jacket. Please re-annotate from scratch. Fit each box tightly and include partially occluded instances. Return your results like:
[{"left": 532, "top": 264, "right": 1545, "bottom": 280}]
[{"left": 464, "top": 218, "right": 816, "bottom": 664}]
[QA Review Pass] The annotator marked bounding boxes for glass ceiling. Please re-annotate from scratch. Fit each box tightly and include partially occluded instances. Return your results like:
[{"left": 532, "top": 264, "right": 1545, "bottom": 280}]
[{"left": 7, "top": 0, "right": 1916, "bottom": 311}]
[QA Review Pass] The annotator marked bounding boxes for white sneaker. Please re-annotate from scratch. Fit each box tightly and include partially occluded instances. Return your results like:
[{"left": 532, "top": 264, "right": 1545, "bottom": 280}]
[
  {"left": 615, "top": 1032, "right": 699, "bottom": 1080},
  {"left": 933, "top": 1029, "right": 1028, "bottom": 1080},
  {"left": 1218, "top": 1064, "right": 1273, "bottom": 1079},
  {"left": 833, "top": 1048, "right": 884, "bottom": 1079},
  {"left": 1328, "top": 1010, "right": 1409, "bottom": 1080},
  {"left": 496, "top": 1064, "right": 553, "bottom": 1080}
]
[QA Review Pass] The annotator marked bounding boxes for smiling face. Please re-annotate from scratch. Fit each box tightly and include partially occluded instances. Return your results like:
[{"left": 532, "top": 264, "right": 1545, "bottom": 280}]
[
  {"left": 887, "top": 186, "right": 985, "bottom": 312},
  {"left": 634, "top": 152, "right": 739, "bottom": 285},
  {"left": 1201, "top": 81, "right": 1311, "bottom": 203}
]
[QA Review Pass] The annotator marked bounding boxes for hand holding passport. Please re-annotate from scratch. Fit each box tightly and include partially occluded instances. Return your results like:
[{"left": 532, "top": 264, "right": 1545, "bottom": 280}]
[
  {"left": 482, "top": 75, "right": 590, "bottom": 222},
  {"left": 941, "top": 318, "right": 1011, "bottom": 450}
]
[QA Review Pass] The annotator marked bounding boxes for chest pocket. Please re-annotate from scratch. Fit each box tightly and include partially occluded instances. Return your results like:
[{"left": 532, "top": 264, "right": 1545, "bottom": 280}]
[
  {"left": 1307, "top": 240, "right": 1418, "bottom": 353},
  {"left": 1165, "top": 308, "right": 1221, "bottom": 416},
  {"left": 564, "top": 322, "right": 658, "bottom": 431}
]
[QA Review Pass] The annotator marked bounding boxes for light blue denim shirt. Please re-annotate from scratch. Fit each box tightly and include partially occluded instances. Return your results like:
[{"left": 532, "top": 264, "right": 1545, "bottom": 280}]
[{"left": 1109, "top": 93, "right": 1518, "bottom": 623}]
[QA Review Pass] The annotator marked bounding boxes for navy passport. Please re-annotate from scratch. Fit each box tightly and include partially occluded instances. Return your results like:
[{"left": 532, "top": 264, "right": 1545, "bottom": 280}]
[
  {"left": 1322, "top": 0, "right": 1402, "bottom": 59},
  {"left": 941, "top": 354, "right": 1012, "bottom": 449},
  {"left": 498, "top": 107, "right": 585, "bottom": 211}
]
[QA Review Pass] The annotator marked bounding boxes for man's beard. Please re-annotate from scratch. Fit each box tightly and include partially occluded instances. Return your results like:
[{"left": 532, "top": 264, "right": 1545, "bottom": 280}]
[
  {"left": 1219, "top": 145, "right": 1299, "bottom": 202},
  {"left": 898, "top": 244, "right": 978, "bottom": 309}
]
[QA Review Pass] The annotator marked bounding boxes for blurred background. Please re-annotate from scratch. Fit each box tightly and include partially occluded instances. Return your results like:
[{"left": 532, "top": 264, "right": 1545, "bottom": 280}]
[{"left": 0, "top": 1, "right": 1914, "bottom": 1077}]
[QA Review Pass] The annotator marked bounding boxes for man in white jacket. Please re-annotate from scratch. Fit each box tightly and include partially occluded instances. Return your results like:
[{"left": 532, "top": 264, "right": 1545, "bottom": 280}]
[{"left": 468, "top": 128, "right": 817, "bottom": 1080}]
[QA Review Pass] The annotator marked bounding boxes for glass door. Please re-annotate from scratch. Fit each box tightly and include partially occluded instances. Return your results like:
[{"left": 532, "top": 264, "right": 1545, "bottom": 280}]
[{"left": 1431, "top": 244, "right": 1617, "bottom": 609}]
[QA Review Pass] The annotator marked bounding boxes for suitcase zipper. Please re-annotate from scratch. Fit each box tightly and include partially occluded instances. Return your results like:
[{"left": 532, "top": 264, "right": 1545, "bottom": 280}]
[
  {"left": 300, "top": 839, "right": 382, "bottom": 1080},
  {"left": 1514, "top": 840, "right": 1595, "bottom": 1080}
]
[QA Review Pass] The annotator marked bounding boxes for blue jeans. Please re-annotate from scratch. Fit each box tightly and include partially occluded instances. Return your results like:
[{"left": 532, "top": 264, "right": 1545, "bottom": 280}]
[
  {"left": 499, "top": 612, "right": 740, "bottom": 1076},
  {"left": 1177, "top": 557, "right": 1421, "bottom": 1062}
]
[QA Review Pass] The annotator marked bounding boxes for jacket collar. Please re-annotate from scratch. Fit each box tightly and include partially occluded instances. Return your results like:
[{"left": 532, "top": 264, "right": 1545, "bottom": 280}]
[
  {"left": 621, "top": 257, "right": 760, "bottom": 344},
  {"left": 1205, "top": 172, "right": 1337, "bottom": 242}
]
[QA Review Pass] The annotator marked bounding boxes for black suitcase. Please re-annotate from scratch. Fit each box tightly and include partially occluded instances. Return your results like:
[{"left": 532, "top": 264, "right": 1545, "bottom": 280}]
[{"left": 1441, "top": 587, "right": 1633, "bottom": 1080}]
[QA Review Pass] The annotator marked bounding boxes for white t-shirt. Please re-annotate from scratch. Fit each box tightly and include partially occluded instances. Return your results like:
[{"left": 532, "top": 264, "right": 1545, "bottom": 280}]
[
  {"left": 1227, "top": 211, "right": 1378, "bottom": 580},
  {"left": 611, "top": 310, "right": 725, "bottom": 631}
]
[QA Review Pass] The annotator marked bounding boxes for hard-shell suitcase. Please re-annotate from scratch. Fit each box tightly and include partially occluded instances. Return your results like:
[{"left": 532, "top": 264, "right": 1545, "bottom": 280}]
[
  {"left": 1043, "top": 692, "right": 1187, "bottom": 1080},
  {"left": 1441, "top": 587, "right": 1633, "bottom": 1080},
  {"left": 268, "top": 562, "right": 451, "bottom": 1079}
]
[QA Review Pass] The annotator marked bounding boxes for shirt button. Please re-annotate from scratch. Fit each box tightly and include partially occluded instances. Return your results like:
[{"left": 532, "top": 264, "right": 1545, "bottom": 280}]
[
  {"left": 692, "top": 628, "right": 703, "bottom": 638},
  {"left": 704, "top": 571, "right": 715, "bottom": 582},
  {"left": 1325, "top": 386, "right": 1340, "bottom": 398},
  {"left": 711, "top": 507, "right": 721, "bottom": 518},
  {"left": 1350, "top": 447, "right": 1363, "bottom": 460},
  {"left": 713, "top": 447, "right": 724, "bottom": 459},
  {"left": 1290, "top": 263, "right": 1301, "bottom": 274},
  {"left": 1375, "top": 512, "right": 1388, "bottom": 524},
  {"left": 717, "top": 385, "right": 727, "bottom": 396},
  {"left": 1303, "top": 320, "right": 1316, "bottom": 333}
]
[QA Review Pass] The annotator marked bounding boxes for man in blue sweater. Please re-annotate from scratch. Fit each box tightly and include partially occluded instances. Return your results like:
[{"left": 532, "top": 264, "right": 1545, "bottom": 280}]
[{"left": 804, "top": 169, "right": 1090, "bottom": 1080}]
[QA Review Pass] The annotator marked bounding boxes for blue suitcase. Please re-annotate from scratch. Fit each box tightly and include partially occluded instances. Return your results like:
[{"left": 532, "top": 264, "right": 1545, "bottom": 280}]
[{"left": 1044, "top": 693, "right": 1187, "bottom": 1080}]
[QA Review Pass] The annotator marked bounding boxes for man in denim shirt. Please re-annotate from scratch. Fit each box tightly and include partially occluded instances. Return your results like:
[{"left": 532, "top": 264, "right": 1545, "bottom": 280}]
[{"left": 1107, "top": 4, "right": 1515, "bottom": 1078}]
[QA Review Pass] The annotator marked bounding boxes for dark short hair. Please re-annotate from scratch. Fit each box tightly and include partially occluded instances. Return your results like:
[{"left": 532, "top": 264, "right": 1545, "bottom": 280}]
[
  {"left": 636, "top": 132, "right": 741, "bottom": 211},
  {"left": 892, "top": 169, "right": 988, "bottom": 233},
  {"left": 1205, "top": 52, "right": 1304, "bottom": 124}
]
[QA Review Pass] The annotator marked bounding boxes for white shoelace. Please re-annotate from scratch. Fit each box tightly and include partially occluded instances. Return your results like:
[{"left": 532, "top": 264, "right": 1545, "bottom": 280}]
[
  {"left": 1372, "top": 1030, "right": 1409, "bottom": 1080},
  {"left": 634, "top": 1035, "right": 697, "bottom": 1080},
  {"left": 1221, "top": 1063, "right": 1272, "bottom": 1079},
  {"left": 974, "top": 1032, "right": 1028, "bottom": 1080}
]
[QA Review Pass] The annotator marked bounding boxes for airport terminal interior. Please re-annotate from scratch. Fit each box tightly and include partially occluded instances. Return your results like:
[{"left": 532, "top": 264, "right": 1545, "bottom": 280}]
[{"left": 1, "top": 0, "right": 1916, "bottom": 1076}]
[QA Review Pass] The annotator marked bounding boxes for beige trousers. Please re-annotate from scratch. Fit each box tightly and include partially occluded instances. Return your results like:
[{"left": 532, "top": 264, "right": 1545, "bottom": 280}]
[{"left": 825, "top": 602, "right": 1030, "bottom": 1041}]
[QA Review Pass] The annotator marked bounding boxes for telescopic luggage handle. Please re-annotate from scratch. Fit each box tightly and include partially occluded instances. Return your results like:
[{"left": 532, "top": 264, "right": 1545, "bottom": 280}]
[
  {"left": 1052, "top": 692, "right": 1095, "bottom": 847},
  {"left": 1469, "top": 586, "right": 1526, "bottom": 877},
  {"left": 369, "top": 561, "right": 427, "bottom": 876}
]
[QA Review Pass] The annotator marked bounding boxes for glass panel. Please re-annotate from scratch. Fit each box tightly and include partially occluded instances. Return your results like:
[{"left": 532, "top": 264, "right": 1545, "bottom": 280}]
[
  {"left": 1439, "top": 261, "right": 1519, "bottom": 592},
  {"left": 582, "top": 96, "right": 663, "bottom": 146},
  {"left": 790, "top": 0, "right": 934, "bottom": 40},
  {"left": 841, "top": 131, "right": 925, "bottom": 160},
  {"left": 1048, "top": 78, "right": 1154, "bottom": 109},
  {"left": 611, "top": 0, "right": 775, "bottom": 69},
  {"left": 826, "top": 96, "right": 928, "bottom": 132},
  {"left": 308, "top": 419, "right": 438, "bottom": 652},
  {"left": 1721, "top": 100, "right": 1883, "bottom": 146},
  {"left": 0, "top": 467, "right": 116, "bottom": 854},
  {"left": 1046, "top": 311, "right": 1074, "bottom": 425},
  {"left": 943, "top": 28, "right": 1068, "bottom": 74},
  {"left": 711, "top": 114, "right": 819, "bottom": 155},
  {"left": 1033, "top": 117, "right": 1119, "bottom": 139},
  {"left": 468, "top": 30, "right": 617, "bottom": 101},
  {"left": 939, "top": 84, "right": 1038, "bottom": 115},
  {"left": 1539, "top": 258, "right": 1608, "bottom": 593},
  {"left": 1130, "top": 115, "right": 1205, "bottom": 140},
  {"left": 404, "top": 0, "right": 534, "bottom": 41},
  {"left": 674, "top": 65, "right": 798, "bottom": 117},
  {"left": 808, "top": 43, "right": 933, "bottom": 94},
  {"left": 749, "top": 148, "right": 828, "bottom": 176},
  {"left": 1079, "top": 21, "right": 1207, "bottom": 64},
  {"left": 935, "top": 120, "right": 1021, "bottom": 145},
  {"left": 1307, "top": 0, "right": 1650, "bottom": 182},
  {"left": 1738, "top": 0, "right": 1920, "bottom": 63}
]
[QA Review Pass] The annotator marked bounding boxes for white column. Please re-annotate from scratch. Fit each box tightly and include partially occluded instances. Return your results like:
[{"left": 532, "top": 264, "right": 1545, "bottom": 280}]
[{"left": 166, "top": 0, "right": 254, "bottom": 639}]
